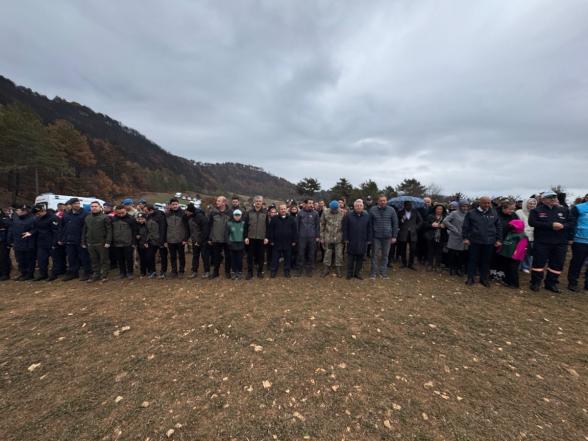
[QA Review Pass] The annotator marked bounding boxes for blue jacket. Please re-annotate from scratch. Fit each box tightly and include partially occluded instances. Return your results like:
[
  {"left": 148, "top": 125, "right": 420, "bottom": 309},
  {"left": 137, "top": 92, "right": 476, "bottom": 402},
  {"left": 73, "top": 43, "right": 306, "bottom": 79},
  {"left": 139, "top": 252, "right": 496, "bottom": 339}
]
[
  {"left": 296, "top": 209, "right": 320, "bottom": 239},
  {"left": 571, "top": 202, "right": 588, "bottom": 245},
  {"left": 35, "top": 211, "right": 60, "bottom": 249},
  {"left": 60, "top": 209, "right": 87, "bottom": 244},
  {"left": 8, "top": 213, "right": 36, "bottom": 251},
  {"left": 0, "top": 213, "right": 11, "bottom": 243}
]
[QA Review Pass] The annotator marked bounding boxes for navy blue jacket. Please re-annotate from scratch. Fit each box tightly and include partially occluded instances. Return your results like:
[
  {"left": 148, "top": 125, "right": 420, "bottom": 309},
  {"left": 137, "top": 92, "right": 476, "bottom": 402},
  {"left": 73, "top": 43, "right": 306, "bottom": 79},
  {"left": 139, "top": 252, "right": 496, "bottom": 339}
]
[
  {"left": 8, "top": 213, "right": 36, "bottom": 251},
  {"left": 268, "top": 215, "right": 298, "bottom": 250},
  {"left": 0, "top": 213, "right": 11, "bottom": 243},
  {"left": 60, "top": 209, "right": 87, "bottom": 244},
  {"left": 462, "top": 208, "right": 502, "bottom": 245},
  {"left": 343, "top": 210, "right": 373, "bottom": 255},
  {"left": 529, "top": 203, "right": 575, "bottom": 244},
  {"left": 35, "top": 211, "right": 60, "bottom": 249}
]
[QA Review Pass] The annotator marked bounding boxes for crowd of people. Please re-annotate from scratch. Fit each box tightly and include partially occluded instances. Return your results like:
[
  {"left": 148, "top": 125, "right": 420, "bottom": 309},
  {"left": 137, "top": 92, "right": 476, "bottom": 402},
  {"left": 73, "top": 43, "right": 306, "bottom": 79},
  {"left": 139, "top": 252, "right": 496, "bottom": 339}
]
[{"left": 1, "top": 191, "right": 587, "bottom": 294}]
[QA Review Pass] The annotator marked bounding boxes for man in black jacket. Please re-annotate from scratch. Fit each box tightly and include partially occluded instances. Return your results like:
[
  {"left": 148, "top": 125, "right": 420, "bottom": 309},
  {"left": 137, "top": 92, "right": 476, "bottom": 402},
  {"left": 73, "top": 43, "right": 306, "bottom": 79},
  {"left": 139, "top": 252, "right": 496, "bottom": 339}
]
[
  {"left": 397, "top": 201, "right": 423, "bottom": 269},
  {"left": 268, "top": 204, "right": 298, "bottom": 278},
  {"left": 32, "top": 205, "right": 60, "bottom": 281},
  {"left": 462, "top": 196, "right": 502, "bottom": 287},
  {"left": 60, "top": 198, "right": 91, "bottom": 281},
  {"left": 186, "top": 203, "right": 209, "bottom": 278},
  {"left": 111, "top": 205, "right": 138, "bottom": 279},
  {"left": 8, "top": 205, "right": 36, "bottom": 281},
  {"left": 343, "top": 199, "right": 372, "bottom": 279},
  {"left": 165, "top": 198, "right": 189, "bottom": 278},
  {"left": 145, "top": 205, "right": 167, "bottom": 278},
  {"left": 528, "top": 191, "right": 575, "bottom": 293}
]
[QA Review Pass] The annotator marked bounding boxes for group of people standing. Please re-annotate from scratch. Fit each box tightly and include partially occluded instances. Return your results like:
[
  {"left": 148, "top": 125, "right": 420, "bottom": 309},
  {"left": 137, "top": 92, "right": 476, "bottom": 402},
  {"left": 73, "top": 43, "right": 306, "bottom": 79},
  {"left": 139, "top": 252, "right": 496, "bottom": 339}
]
[{"left": 1, "top": 190, "right": 587, "bottom": 294}]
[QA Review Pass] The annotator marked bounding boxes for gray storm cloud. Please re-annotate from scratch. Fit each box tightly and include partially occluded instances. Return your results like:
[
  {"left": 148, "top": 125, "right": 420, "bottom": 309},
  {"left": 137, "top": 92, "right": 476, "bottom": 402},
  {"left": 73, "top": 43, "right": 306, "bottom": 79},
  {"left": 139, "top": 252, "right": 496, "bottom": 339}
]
[{"left": 1, "top": 0, "right": 587, "bottom": 198}]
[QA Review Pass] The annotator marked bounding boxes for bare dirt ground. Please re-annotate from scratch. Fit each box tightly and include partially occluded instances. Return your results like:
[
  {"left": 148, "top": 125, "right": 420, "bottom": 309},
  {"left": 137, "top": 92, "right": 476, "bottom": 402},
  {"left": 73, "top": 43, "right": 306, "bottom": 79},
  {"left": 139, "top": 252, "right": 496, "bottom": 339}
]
[{"left": 1, "top": 267, "right": 587, "bottom": 441}]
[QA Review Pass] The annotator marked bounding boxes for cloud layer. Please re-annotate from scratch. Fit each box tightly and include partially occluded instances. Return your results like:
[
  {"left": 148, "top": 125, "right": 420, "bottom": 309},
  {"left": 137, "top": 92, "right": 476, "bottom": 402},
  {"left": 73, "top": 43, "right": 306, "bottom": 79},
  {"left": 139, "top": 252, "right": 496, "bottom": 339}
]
[{"left": 2, "top": 0, "right": 587, "bottom": 198}]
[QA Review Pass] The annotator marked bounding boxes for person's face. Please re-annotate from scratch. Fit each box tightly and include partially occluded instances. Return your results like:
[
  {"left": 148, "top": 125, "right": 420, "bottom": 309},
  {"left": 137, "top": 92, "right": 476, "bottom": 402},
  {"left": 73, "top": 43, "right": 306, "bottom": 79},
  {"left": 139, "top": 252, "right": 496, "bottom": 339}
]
[
  {"left": 338, "top": 199, "right": 345, "bottom": 208},
  {"left": 279, "top": 205, "right": 287, "bottom": 216},
  {"left": 116, "top": 208, "right": 127, "bottom": 217},
  {"left": 527, "top": 200, "right": 537, "bottom": 210},
  {"left": 313, "top": 202, "right": 319, "bottom": 210},
  {"left": 216, "top": 197, "right": 226, "bottom": 209},
  {"left": 306, "top": 200, "right": 314, "bottom": 210},
  {"left": 72, "top": 201, "right": 81, "bottom": 211},
  {"left": 90, "top": 203, "right": 101, "bottom": 214},
  {"left": 377, "top": 196, "right": 387, "bottom": 208},
  {"left": 404, "top": 202, "right": 412, "bottom": 211},
  {"left": 103, "top": 206, "right": 112, "bottom": 214},
  {"left": 424, "top": 197, "right": 432, "bottom": 207},
  {"left": 57, "top": 204, "right": 65, "bottom": 213},
  {"left": 543, "top": 197, "right": 557, "bottom": 207},
  {"left": 170, "top": 201, "right": 180, "bottom": 210},
  {"left": 502, "top": 205, "right": 514, "bottom": 215},
  {"left": 137, "top": 217, "right": 145, "bottom": 224},
  {"left": 460, "top": 204, "right": 469, "bottom": 213},
  {"left": 479, "top": 198, "right": 491, "bottom": 210},
  {"left": 269, "top": 208, "right": 277, "bottom": 217},
  {"left": 233, "top": 214, "right": 242, "bottom": 222},
  {"left": 354, "top": 201, "right": 364, "bottom": 213},
  {"left": 35, "top": 209, "right": 46, "bottom": 218},
  {"left": 16, "top": 208, "right": 26, "bottom": 217},
  {"left": 319, "top": 201, "right": 325, "bottom": 209},
  {"left": 434, "top": 206, "right": 443, "bottom": 216},
  {"left": 290, "top": 206, "right": 298, "bottom": 214},
  {"left": 254, "top": 198, "right": 263, "bottom": 210},
  {"left": 232, "top": 199, "right": 240, "bottom": 208}
]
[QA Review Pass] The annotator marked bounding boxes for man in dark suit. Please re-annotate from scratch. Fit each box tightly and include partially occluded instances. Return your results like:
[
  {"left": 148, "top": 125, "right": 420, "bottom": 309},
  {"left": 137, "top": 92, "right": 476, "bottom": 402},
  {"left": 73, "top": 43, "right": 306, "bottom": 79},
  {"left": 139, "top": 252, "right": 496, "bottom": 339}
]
[{"left": 397, "top": 201, "right": 423, "bottom": 269}]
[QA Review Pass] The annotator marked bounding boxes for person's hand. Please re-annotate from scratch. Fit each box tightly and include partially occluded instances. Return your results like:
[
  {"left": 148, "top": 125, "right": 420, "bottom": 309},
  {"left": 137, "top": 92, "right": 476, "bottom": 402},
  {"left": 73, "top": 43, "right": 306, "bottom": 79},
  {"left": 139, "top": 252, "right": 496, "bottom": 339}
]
[
  {"left": 315, "top": 237, "right": 320, "bottom": 242},
  {"left": 292, "top": 242, "right": 296, "bottom": 246},
  {"left": 81, "top": 244, "right": 87, "bottom": 249},
  {"left": 164, "top": 242, "right": 169, "bottom": 247},
  {"left": 263, "top": 238, "right": 269, "bottom": 245},
  {"left": 182, "top": 241, "right": 187, "bottom": 245},
  {"left": 495, "top": 241, "right": 502, "bottom": 247},
  {"left": 144, "top": 243, "right": 149, "bottom": 248},
  {"left": 463, "top": 239, "right": 470, "bottom": 246},
  {"left": 58, "top": 241, "right": 63, "bottom": 246},
  {"left": 104, "top": 243, "right": 110, "bottom": 248},
  {"left": 552, "top": 222, "right": 564, "bottom": 231},
  {"left": 207, "top": 240, "right": 212, "bottom": 246},
  {"left": 432, "top": 222, "right": 439, "bottom": 228},
  {"left": 244, "top": 238, "right": 250, "bottom": 245},
  {"left": 22, "top": 232, "right": 32, "bottom": 238},
  {"left": 390, "top": 238, "right": 397, "bottom": 244}
]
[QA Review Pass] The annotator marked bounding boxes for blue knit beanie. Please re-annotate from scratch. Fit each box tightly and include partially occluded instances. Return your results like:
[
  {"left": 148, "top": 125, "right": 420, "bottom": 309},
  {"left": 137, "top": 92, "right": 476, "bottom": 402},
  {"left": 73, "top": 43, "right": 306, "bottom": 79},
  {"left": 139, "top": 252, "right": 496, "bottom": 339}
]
[{"left": 329, "top": 200, "right": 339, "bottom": 210}]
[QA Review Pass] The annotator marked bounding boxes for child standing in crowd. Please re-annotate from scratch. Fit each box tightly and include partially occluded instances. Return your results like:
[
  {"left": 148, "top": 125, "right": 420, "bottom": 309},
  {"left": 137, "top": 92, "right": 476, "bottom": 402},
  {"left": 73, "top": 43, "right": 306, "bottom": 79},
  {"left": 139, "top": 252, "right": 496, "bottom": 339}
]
[
  {"left": 497, "top": 219, "right": 528, "bottom": 288},
  {"left": 226, "top": 209, "right": 246, "bottom": 279}
]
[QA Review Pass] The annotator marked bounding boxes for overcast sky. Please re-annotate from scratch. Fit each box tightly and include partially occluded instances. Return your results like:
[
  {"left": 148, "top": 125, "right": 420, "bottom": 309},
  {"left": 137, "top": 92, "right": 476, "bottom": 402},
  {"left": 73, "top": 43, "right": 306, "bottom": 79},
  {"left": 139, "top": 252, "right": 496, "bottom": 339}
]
[{"left": 1, "top": 0, "right": 587, "bottom": 198}]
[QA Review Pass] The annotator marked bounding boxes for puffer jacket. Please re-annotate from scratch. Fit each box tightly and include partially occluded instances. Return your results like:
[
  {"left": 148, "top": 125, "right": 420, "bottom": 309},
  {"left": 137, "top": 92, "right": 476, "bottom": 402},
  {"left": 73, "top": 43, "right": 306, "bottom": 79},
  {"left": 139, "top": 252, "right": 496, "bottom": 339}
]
[
  {"left": 208, "top": 208, "right": 231, "bottom": 243},
  {"left": 82, "top": 212, "right": 112, "bottom": 246},
  {"left": 111, "top": 214, "right": 138, "bottom": 247},
  {"left": 369, "top": 205, "right": 399, "bottom": 239},
  {"left": 296, "top": 209, "right": 320, "bottom": 239},
  {"left": 166, "top": 209, "right": 188, "bottom": 244}
]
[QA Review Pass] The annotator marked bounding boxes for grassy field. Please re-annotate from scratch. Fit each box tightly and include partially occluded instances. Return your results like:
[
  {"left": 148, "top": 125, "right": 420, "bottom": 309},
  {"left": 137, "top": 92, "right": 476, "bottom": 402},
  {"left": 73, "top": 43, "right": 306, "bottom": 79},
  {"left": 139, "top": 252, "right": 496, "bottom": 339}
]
[{"left": 1, "top": 268, "right": 587, "bottom": 441}]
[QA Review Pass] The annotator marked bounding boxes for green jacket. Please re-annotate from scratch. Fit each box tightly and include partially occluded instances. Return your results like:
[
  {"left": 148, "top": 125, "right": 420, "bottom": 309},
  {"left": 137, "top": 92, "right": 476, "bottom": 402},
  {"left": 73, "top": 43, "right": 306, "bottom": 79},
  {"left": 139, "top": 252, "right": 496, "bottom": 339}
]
[
  {"left": 82, "top": 213, "right": 112, "bottom": 246},
  {"left": 226, "top": 220, "right": 245, "bottom": 250}
]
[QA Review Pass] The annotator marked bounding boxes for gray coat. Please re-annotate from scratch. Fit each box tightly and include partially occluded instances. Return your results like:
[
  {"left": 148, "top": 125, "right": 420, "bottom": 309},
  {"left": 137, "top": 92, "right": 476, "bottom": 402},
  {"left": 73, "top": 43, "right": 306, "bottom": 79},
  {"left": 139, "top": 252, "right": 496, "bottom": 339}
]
[{"left": 443, "top": 210, "right": 466, "bottom": 250}]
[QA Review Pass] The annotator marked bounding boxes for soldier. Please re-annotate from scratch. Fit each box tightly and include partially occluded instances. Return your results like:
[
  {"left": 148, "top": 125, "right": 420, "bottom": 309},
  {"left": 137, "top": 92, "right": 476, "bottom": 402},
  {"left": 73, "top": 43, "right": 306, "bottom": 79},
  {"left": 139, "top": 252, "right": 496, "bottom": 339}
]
[
  {"left": 320, "top": 200, "right": 345, "bottom": 278},
  {"left": 32, "top": 205, "right": 60, "bottom": 281},
  {"left": 81, "top": 201, "right": 112, "bottom": 283}
]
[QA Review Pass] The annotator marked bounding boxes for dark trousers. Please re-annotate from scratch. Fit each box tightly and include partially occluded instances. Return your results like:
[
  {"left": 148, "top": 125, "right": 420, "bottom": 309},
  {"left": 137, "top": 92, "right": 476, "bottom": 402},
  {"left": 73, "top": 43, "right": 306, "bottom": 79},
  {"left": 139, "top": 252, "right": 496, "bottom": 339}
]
[
  {"left": 114, "top": 246, "right": 134, "bottom": 276},
  {"left": 212, "top": 242, "right": 231, "bottom": 275},
  {"left": 0, "top": 243, "right": 10, "bottom": 277},
  {"left": 247, "top": 239, "right": 266, "bottom": 274},
  {"left": 567, "top": 242, "right": 588, "bottom": 288},
  {"left": 231, "top": 249, "right": 244, "bottom": 273},
  {"left": 138, "top": 245, "right": 156, "bottom": 275},
  {"left": 87, "top": 244, "right": 110, "bottom": 278},
  {"left": 36, "top": 246, "right": 52, "bottom": 277},
  {"left": 427, "top": 240, "right": 444, "bottom": 267},
  {"left": 467, "top": 243, "right": 494, "bottom": 282},
  {"left": 503, "top": 258, "right": 520, "bottom": 287},
  {"left": 108, "top": 246, "right": 118, "bottom": 269},
  {"left": 347, "top": 253, "right": 364, "bottom": 277},
  {"left": 66, "top": 243, "right": 91, "bottom": 276},
  {"left": 531, "top": 242, "right": 567, "bottom": 287},
  {"left": 271, "top": 248, "right": 292, "bottom": 275},
  {"left": 399, "top": 238, "right": 416, "bottom": 267},
  {"left": 201, "top": 243, "right": 211, "bottom": 273},
  {"left": 191, "top": 243, "right": 202, "bottom": 273},
  {"left": 447, "top": 249, "right": 465, "bottom": 274},
  {"left": 158, "top": 246, "right": 168, "bottom": 273},
  {"left": 298, "top": 237, "right": 316, "bottom": 272},
  {"left": 167, "top": 242, "right": 185, "bottom": 274},
  {"left": 15, "top": 249, "right": 35, "bottom": 277},
  {"left": 52, "top": 244, "right": 66, "bottom": 275}
]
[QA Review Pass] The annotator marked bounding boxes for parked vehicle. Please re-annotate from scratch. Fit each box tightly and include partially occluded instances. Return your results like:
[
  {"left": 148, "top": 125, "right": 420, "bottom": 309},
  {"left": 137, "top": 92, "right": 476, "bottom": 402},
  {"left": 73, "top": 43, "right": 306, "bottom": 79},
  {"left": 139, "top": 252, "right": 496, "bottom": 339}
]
[{"left": 35, "top": 193, "right": 105, "bottom": 211}]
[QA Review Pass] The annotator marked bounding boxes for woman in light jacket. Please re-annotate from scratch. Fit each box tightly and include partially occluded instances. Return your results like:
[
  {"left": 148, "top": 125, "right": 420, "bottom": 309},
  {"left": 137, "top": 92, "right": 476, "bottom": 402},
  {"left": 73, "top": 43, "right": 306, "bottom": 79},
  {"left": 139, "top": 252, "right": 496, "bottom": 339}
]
[
  {"left": 515, "top": 198, "right": 537, "bottom": 273},
  {"left": 443, "top": 200, "right": 469, "bottom": 276}
]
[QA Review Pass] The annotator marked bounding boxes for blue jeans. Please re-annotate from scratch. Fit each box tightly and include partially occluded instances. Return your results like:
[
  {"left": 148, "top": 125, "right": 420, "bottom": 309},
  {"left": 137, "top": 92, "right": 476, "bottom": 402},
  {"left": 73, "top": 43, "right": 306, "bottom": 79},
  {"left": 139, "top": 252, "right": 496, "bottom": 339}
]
[
  {"left": 370, "top": 238, "right": 391, "bottom": 277},
  {"left": 520, "top": 241, "right": 533, "bottom": 271}
]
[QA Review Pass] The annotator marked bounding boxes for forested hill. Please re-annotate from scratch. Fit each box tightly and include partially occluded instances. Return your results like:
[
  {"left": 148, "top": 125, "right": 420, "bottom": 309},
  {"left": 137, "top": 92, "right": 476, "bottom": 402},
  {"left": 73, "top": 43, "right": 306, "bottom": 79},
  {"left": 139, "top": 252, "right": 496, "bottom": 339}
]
[{"left": 0, "top": 75, "right": 296, "bottom": 202}]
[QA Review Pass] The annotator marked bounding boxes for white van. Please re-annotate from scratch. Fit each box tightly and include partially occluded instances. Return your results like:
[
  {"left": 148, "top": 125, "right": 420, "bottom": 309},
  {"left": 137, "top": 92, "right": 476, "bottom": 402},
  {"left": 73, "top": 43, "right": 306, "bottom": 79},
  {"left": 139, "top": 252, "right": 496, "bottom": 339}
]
[
  {"left": 153, "top": 202, "right": 166, "bottom": 212},
  {"left": 34, "top": 193, "right": 106, "bottom": 211}
]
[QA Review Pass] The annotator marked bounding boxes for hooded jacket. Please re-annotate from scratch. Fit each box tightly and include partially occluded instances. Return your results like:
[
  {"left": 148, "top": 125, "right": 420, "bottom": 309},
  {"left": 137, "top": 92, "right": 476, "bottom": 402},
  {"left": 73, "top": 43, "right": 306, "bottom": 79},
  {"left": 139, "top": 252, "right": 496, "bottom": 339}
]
[
  {"left": 515, "top": 198, "right": 536, "bottom": 242},
  {"left": 498, "top": 219, "right": 528, "bottom": 261}
]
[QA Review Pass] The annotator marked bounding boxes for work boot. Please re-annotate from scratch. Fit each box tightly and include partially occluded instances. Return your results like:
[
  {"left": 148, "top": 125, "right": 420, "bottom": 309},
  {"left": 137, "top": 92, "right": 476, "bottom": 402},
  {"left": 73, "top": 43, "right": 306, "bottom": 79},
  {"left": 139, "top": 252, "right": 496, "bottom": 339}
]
[
  {"left": 62, "top": 272, "right": 78, "bottom": 282},
  {"left": 465, "top": 278, "right": 475, "bottom": 286},
  {"left": 79, "top": 273, "right": 90, "bottom": 282},
  {"left": 320, "top": 266, "right": 330, "bottom": 278},
  {"left": 336, "top": 267, "right": 343, "bottom": 278},
  {"left": 567, "top": 283, "right": 579, "bottom": 292},
  {"left": 257, "top": 270, "right": 264, "bottom": 279},
  {"left": 529, "top": 283, "right": 541, "bottom": 292},
  {"left": 34, "top": 274, "right": 48, "bottom": 282},
  {"left": 545, "top": 284, "right": 560, "bottom": 294}
]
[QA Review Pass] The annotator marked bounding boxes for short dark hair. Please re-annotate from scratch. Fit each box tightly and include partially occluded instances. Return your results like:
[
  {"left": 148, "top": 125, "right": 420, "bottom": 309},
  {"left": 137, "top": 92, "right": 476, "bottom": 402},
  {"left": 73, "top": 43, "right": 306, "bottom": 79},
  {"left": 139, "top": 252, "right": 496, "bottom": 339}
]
[
  {"left": 232, "top": 195, "right": 239, "bottom": 201},
  {"left": 145, "top": 204, "right": 155, "bottom": 211},
  {"left": 115, "top": 205, "right": 126, "bottom": 211},
  {"left": 90, "top": 200, "right": 101, "bottom": 205},
  {"left": 169, "top": 198, "right": 179, "bottom": 204}
]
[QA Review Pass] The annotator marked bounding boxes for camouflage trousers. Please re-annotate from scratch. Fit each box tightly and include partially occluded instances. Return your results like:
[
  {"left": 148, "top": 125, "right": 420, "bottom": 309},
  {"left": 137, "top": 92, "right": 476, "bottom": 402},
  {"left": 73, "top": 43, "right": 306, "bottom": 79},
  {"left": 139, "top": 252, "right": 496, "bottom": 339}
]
[{"left": 323, "top": 242, "right": 344, "bottom": 267}]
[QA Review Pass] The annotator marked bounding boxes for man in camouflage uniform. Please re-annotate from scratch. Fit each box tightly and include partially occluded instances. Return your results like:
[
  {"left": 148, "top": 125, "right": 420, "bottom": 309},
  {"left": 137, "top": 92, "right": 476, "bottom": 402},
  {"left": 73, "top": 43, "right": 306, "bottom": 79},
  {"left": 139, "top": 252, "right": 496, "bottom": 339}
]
[{"left": 320, "top": 200, "right": 345, "bottom": 278}]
